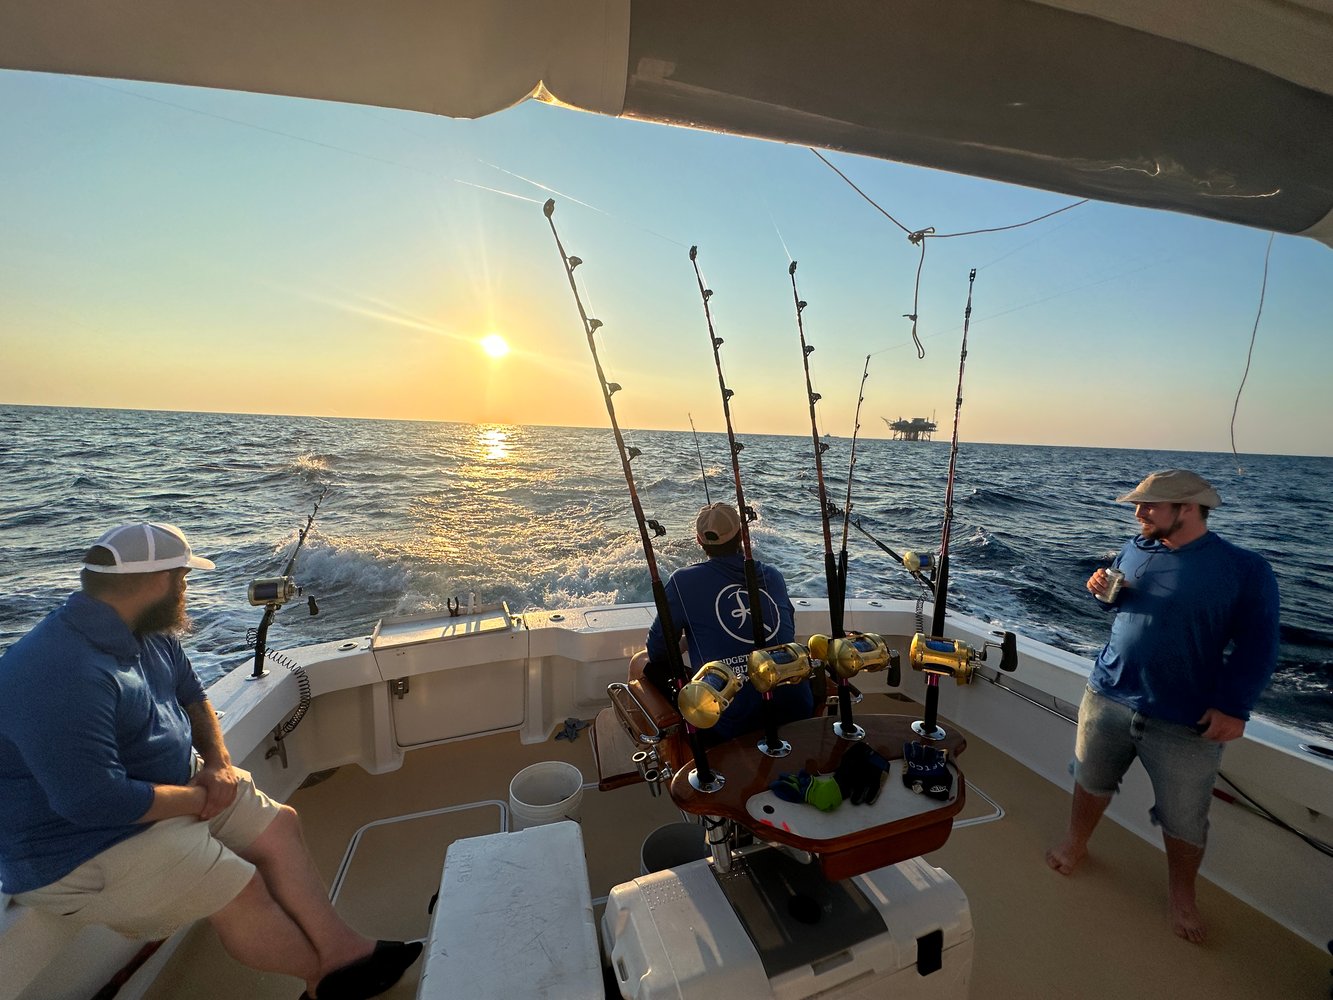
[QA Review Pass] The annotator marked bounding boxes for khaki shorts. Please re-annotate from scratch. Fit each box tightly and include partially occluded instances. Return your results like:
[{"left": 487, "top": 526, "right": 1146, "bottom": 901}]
[{"left": 16, "top": 766, "right": 282, "bottom": 940}]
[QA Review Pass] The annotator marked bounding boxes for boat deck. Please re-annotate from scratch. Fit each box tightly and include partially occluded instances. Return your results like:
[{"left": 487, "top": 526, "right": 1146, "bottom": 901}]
[{"left": 142, "top": 696, "right": 1328, "bottom": 999}]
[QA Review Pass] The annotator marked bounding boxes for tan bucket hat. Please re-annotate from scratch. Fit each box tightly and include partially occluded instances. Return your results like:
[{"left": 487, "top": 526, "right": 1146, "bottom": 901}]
[{"left": 1116, "top": 470, "right": 1221, "bottom": 508}]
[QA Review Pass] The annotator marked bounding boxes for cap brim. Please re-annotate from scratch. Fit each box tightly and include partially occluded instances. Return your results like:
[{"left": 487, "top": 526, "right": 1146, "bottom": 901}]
[{"left": 187, "top": 554, "right": 216, "bottom": 570}]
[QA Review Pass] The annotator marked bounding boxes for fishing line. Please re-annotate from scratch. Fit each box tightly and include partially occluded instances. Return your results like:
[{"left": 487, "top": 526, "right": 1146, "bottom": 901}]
[
  {"left": 544, "top": 199, "right": 718, "bottom": 786},
  {"left": 1229, "top": 232, "right": 1275, "bottom": 475},
  {"left": 451, "top": 178, "right": 545, "bottom": 205},
  {"left": 688, "top": 413, "right": 713, "bottom": 505},
  {"left": 478, "top": 159, "right": 611, "bottom": 215}
]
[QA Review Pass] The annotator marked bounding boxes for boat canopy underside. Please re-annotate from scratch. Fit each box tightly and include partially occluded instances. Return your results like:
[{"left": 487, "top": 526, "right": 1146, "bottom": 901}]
[{"left": 2, "top": 0, "right": 1332, "bottom": 244}]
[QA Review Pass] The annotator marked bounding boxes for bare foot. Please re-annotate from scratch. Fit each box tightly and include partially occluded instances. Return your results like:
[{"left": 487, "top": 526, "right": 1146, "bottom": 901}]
[
  {"left": 1044, "top": 839, "right": 1086, "bottom": 875},
  {"left": 1170, "top": 896, "right": 1206, "bottom": 943}
]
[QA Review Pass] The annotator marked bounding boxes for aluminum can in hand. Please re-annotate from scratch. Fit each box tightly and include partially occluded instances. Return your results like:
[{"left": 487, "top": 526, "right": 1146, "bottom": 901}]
[{"left": 1096, "top": 568, "right": 1125, "bottom": 604}]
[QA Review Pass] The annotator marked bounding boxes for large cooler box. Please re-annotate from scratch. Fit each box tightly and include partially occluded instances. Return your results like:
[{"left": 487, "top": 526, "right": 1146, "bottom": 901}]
[{"left": 603, "top": 850, "right": 972, "bottom": 1000}]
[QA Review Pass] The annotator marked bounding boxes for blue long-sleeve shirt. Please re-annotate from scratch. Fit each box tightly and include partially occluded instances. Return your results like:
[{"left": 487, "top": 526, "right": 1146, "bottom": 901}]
[
  {"left": 0, "top": 592, "right": 206, "bottom": 893},
  {"left": 645, "top": 553, "right": 810, "bottom": 741},
  {"left": 1090, "top": 531, "right": 1280, "bottom": 726}
]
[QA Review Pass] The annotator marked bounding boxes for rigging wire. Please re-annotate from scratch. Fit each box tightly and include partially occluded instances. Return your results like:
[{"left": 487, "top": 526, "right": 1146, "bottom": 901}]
[
  {"left": 1229, "top": 233, "right": 1276, "bottom": 474},
  {"left": 810, "top": 146, "right": 1087, "bottom": 359}
]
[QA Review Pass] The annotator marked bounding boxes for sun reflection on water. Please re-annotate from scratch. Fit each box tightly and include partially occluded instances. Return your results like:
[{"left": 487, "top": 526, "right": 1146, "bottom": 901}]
[{"left": 478, "top": 425, "right": 511, "bottom": 462}]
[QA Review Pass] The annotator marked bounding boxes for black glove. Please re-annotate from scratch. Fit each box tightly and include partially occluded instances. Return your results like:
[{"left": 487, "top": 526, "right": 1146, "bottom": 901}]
[
  {"left": 641, "top": 659, "right": 678, "bottom": 706},
  {"left": 902, "top": 741, "right": 954, "bottom": 800},
  {"left": 834, "top": 741, "right": 891, "bottom": 805}
]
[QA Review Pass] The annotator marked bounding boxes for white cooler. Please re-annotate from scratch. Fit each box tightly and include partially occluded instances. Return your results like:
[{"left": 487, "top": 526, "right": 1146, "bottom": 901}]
[{"left": 602, "top": 852, "right": 972, "bottom": 1000}]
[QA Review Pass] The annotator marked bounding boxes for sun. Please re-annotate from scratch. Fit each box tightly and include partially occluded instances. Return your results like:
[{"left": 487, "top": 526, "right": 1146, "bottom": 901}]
[{"left": 480, "top": 333, "right": 510, "bottom": 358}]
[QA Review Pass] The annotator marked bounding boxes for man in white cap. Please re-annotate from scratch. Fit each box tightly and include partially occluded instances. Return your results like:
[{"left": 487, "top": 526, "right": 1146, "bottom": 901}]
[
  {"left": 1045, "top": 471, "right": 1280, "bottom": 944},
  {"left": 644, "top": 503, "right": 812, "bottom": 743},
  {"left": 0, "top": 523, "right": 420, "bottom": 999}
]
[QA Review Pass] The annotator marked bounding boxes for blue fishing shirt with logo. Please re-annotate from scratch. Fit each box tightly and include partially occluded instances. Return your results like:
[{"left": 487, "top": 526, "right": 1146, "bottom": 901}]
[
  {"left": 1090, "top": 531, "right": 1280, "bottom": 726},
  {"left": 646, "top": 553, "right": 811, "bottom": 741},
  {"left": 0, "top": 592, "right": 205, "bottom": 893}
]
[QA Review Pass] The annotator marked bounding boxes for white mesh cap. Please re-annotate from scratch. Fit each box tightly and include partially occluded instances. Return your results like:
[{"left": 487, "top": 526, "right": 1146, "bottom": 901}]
[{"left": 83, "top": 522, "right": 216, "bottom": 574}]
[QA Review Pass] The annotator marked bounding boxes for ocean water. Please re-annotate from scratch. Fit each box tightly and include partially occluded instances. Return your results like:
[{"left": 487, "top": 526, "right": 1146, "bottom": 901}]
[{"left": 2, "top": 404, "right": 1330, "bottom": 740}]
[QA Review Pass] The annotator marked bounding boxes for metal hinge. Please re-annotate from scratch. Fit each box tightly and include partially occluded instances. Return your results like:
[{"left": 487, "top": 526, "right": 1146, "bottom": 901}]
[{"left": 389, "top": 677, "right": 410, "bottom": 700}]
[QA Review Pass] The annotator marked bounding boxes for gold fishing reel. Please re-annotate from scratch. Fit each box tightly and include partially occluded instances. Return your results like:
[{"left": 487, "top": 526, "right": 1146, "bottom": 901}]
[
  {"left": 910, "top": 629, "right": 1018, "bottom": 684},
  {"left": 909, "top": 634, "right": 978, "bottom": 684},
  {"left": 678, "top": 660, "right": 744, "bottom": 729},
  {"left": 808, "top": 631, "right": 899, "bottom": 681},
  {"left": 747, "top": 642, "right": 812, "bottom": 693}
]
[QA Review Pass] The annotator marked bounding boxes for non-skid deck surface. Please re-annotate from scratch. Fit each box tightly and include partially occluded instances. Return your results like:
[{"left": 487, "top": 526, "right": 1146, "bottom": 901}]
[{"left": 141, "top": 701, "right": 1329, "bottom": 999}]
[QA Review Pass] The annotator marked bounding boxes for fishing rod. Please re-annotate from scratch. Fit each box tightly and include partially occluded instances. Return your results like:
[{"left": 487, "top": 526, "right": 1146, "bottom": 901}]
[
  {"left": 837, "top": 354, "right": 873, "bottom": 604},
  {"left": 910, "top": 270, "right": 1017, "bottom": 740},
  {"left": 690, "top": 246, "right": 766, "bottom": 647},
  {"left": 688, "top": 413, "right": 712, "bottom": 505},
  {"left": 544, "top": 199, "right": 719, "bottom": 790},
  {"left": 248, "top": 486, "right": 327, "bottom": 680},
  {"left": 787, "top": 280, "right": 904, "bottom": 737},
  {"left": 690, "top": 245, "right": 793, "bottom": 757},
  {"left": 789, "top": 261, "right": 840, "bottom": 633},
  {"left": 932, "top": 270, "right": 974, "bottom": 642},
  {"left": 788, "top": 261, "right": 865, "bottom": 735}
]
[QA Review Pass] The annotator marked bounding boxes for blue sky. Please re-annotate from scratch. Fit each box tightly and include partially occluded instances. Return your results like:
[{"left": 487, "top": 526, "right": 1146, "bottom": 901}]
[{"left": 2, "top": 68, "right": 1330, "bottom": 456}]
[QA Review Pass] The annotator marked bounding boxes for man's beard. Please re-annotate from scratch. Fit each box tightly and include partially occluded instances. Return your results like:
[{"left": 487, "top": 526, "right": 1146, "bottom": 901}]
[
  {"left": 1139, "top": 506, "right": 1184, "bottom": 543},
  {"left": 136, "top": 589, "right": 192, "bottom": 636}
]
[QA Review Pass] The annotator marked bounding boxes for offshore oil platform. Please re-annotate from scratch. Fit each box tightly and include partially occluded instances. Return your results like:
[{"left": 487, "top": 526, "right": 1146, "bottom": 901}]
[{"left": 883, "top": 415, "right": 938, "bottom": 441}]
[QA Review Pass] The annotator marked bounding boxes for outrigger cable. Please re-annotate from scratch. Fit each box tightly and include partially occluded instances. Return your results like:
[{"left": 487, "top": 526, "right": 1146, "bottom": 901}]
[
  {"left": 690, "top": 245, "right": 782, "bottom": 753},
  {"left": 688, "top": 413, "right": 712, "bottom": 505},
  {"left": 917, "top": 269, "right": 978, "bottom": 739},
  {"left": 545, "top": 200, "right": 715, "bottom": 786}
]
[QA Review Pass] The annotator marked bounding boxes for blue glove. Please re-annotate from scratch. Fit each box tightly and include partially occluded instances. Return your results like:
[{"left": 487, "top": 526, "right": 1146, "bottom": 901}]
[
  {"left": 902, "top": 741, "right": 954, "bottom": 800},
  {"left": 770, "top": 770, "right": 843, "bottom": 811}
]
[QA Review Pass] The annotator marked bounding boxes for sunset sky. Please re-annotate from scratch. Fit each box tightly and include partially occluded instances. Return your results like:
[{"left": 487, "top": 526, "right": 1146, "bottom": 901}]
[{"left": 2, "top": 69, "right": 1331, "bottom": 456}]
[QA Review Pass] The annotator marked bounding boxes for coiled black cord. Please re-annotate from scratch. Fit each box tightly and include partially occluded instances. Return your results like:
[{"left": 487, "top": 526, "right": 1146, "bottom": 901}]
[{"left": 245, "top": 628, "right": 312, "bottom": 739}]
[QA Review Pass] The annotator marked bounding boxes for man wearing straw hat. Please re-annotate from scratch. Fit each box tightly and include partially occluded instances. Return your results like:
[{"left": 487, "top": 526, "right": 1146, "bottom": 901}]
[
  {"left": 0, "top": 522, "right": 420, "bottom": 999},
  {"left": 1046, "top": 471, "right": 1280, "bottom": 944}
]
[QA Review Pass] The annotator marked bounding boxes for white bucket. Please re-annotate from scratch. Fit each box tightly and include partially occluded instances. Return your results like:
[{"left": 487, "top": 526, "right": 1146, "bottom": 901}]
[
  {"left": 508, "top": 761, "right": 584, "bottom": 831},
  {"left": 640, "top": 821, "right": 709, "bottom": 875}
]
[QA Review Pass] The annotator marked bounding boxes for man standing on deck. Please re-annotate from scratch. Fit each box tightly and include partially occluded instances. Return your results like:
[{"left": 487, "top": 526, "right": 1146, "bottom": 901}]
[
  {"left": 1046, "top": 470, "right": 1280, "bottom": 943},
  {"left": 0, "top": 522, "right": 421, "bottom": 999},
  {"left": 643, "top": 502, "right": 813, "bottom": 743}
]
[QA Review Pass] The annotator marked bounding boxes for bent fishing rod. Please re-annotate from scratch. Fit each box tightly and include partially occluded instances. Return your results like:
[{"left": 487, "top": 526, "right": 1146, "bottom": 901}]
[{"left": 544, "top": 200, "right": 718, "bottom": 788}]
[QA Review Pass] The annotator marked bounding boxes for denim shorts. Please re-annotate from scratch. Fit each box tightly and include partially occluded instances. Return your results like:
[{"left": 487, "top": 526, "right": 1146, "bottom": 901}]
[{"left": 1072, "top": 687, "right": 1223, "bottom": 847}]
